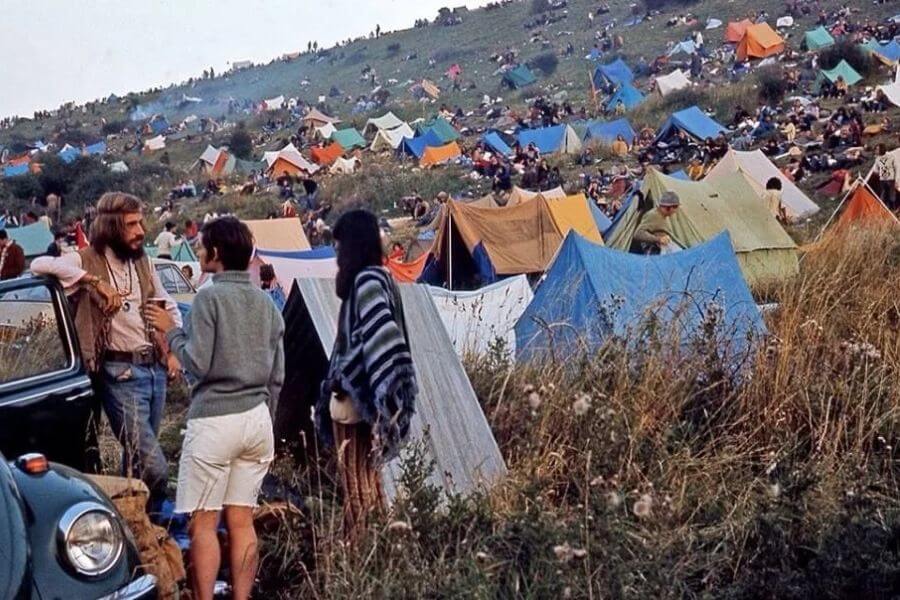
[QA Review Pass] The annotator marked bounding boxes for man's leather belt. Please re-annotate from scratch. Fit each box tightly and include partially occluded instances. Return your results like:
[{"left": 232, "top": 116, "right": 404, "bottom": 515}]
[{"left": 105, "top": 348, "right": 156, "bottom": 366}]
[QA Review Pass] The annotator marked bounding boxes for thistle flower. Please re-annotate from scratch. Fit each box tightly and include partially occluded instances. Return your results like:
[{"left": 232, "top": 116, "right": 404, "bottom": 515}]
[
  {"left": 528, "top": 391, "right": 542, "bottom": 409},
  {"left": 632, "top": 493, "right": 653, "bottom": 518},
  {"left": 572, "top": 393, "right": 592, "bottom": 416}
]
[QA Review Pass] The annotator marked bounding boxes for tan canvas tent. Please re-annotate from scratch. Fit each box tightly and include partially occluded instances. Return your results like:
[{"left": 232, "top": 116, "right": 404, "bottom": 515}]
[
  {"left": 656, "top": 69, "right": 692, "bottom": 97},
  {"left": 302, "top": 108, "right": 341, "bottom": 129},
  {"left": 370, "top": 123, "right": 415, "bottom": 152},
  {"left": 244, "top": 218, "right": 311, "bottom": 251},
  {"left": 365, "top": 111, "right": 405, "bottom": 134}
]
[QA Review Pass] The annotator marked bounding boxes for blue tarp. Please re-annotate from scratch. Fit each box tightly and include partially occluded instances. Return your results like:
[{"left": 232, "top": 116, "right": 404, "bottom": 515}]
[
  {"left": 869, "top": 39, "right": 900, "bottom": 63},
  {"left": 583, "top": 118, "right": 637, "bottom": 144},
  {"left": 85, "top": 141, "right": 107, "bottom": 156},
  {"left": 399, "top": 129, "right": 443, "bottom": 159},
  {"left": 670, "top": 169, "right": 690, "bottom": 180},
  {"left": 515, "top": 231, "right": 765, "bottom": 361},
  {"left": 58, "top": 146, "right": 81, "bottom": 163},
  {"left": 482, "top": 131, "right": 513, "bottom": 156},
  {"left": 655, "top": 106, "right": 727, "bottom": 143},
  {"left": 149, "top": 117, "right": 169, "bottom": 135},
  {"left": 2, "top": 163, "right": 29, "bottom": 178},
  {"left": 517, "top": 124, "right": 567, "bottom": 154},
  {"left": 7, "top": 222, "right": 53, "bottom": 257},
  {"left": 587, "top": 201, "right": 613, "bottom": 233},
  {"left": 256, "top": 246, "right": 336, "bottom": 260},
  {"left": 606, "top": 83, "right": 646, "bottom": 112},
  {"left": 592, "top": 59, "right": 635, "bottom": 90}
]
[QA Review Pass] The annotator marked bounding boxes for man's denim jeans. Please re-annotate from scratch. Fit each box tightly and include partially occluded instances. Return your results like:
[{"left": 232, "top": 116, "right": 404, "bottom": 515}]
[{"left": 97, "top": 361, "right": 169, "bottom": 501}]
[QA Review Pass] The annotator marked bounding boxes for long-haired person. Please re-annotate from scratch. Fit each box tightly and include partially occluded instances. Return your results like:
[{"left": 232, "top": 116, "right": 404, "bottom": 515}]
[
  {"left": 316, "top": 209, "right": 417, "bottom": 539},
  {"left": 146, "top": 217, "right": 284, "bottom": 600},
  {"left": 31, "top": 192, "right": 182, "bottom": 508}
]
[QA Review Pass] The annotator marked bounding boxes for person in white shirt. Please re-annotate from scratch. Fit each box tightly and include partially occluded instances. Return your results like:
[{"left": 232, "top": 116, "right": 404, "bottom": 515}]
[
  {"left": 154, "top": 221, "right": 179, "bottom": 259},
  {"left": 31, "top": 192, "right": 182, "bottom": 511}
]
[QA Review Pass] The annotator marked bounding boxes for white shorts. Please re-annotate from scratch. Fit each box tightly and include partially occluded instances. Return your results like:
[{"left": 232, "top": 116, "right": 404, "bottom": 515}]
[{"left": 175, "top": 403, "right": 274, "bottom": 514}]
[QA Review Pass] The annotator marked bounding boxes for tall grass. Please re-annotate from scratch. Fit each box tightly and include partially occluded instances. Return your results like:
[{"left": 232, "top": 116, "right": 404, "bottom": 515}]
[{"left": 253, "top": 229, "right": 900, "bottom": 598}]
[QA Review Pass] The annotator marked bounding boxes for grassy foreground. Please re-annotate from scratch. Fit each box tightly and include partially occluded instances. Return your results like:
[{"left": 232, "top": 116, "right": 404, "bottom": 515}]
[{"left": 237, "top": 229, "right": 900, "bottom": 599}]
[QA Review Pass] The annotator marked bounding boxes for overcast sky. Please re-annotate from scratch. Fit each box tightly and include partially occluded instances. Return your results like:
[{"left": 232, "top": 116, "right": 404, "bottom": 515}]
[{"left": 0, "top": 0, "right": 492, "bottom": 119}]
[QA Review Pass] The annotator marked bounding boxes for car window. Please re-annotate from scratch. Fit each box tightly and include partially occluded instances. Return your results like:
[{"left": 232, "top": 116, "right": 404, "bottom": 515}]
[
  {"left": 154, "top": 264, "right": 193, "bottom": 295},
  {"left": 0, "top": 282, "right": 73, "bottom": 385}
]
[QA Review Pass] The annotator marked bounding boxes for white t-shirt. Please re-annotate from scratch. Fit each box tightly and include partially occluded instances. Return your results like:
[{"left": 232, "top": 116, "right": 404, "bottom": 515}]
[{"left": 154, "top": 230, "right": 178, "bottom": 255}]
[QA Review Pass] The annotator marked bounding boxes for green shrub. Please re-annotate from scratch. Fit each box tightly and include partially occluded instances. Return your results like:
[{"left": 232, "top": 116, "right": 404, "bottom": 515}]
[
  {"left": 229, "top": 123, "right": 253, "bottom": 159},
  {"left": 529, "top": 52, "right": 559, "bottom": 77},
  {"left": 757, "top": 66, "right": 788, "bottom": 105}
]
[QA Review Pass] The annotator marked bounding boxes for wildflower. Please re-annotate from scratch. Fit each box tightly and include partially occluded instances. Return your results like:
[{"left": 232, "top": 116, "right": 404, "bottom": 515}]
[
  {"left": 632, "top": 493, "right": 653, "bottom": 518},
  {"left": 524, "top": 383, "right": 535, "bottom": 394},
  {"left": 475, "top": 551, "right": 490, "bottom": 562},
  {"left": 606, "top": 491, "right": 622, "bottom": 509},
  {"left": 768, "top": 483, "right": 781, "bottom": 498},
  {"left": 590, "top": 475, "right": 604, "bottom": 487},
  {"left": 572, "top": 393, "right": 591, "bottom": 416},
  {"left": 553, "top": 543, "right": 586, "bottom": 563},
  {"left": 528, "top": 391, "right": 542, "bottom": 409}
]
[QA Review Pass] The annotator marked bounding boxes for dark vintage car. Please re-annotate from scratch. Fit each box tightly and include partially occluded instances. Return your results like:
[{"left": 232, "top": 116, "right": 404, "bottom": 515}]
[{"left": 0, "top": 275, "right": 157, "bottom": 599}]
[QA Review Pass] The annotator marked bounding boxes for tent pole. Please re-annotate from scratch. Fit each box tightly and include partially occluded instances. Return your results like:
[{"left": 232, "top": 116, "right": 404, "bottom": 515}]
[{"left": 448, "top": 208, "right": 453, "bottom": 291}]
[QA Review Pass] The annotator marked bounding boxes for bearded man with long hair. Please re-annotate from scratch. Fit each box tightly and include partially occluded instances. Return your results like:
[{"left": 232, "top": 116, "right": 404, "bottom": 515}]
[{"left": 32, "top": 191, "right": 182, "bottom": 511}]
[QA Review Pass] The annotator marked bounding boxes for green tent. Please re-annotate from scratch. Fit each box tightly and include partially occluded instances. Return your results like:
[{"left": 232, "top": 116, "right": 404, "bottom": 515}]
[
  {"left": 145, "top": 240, "right": 198, "bottom": 262},
  {"left": 804, "top": 26, "right": 835, "bottom": 51},
  {"left": 815, "top": 60, "right": 863, "bottom": 92},
  {"left": 331, "top": 127, "right": 367, "bottom": 150},
  {"left": 502, "top": 65, "right": 537, "bottom": 89},
  {"left": 8, "top": 222, "right": 52, "bottom": 258},
  {"left": 416, "top": 117, "right": 460, "bottom": 143},
  {"left": 605, "top": 169, "right": 798, "bottom": 286}
]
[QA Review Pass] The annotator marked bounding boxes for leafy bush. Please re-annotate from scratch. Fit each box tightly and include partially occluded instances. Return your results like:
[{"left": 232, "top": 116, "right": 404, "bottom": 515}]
[
  {"left": 386, "top": 42, "right": 401, "bottom": 57},
  {"left": 102, "top": 120, "right": 129, "bottom": 136},
  {"left": 819, "top": 41, "right": 874, "bottom": 78},
  {"left": 529, "top": 0, "right": 551, "bottom": 14},
  {"left": 757, "top": 66, "right": 789, "bottom": 104},
  {"left": 229, "top": 123, "right": 253, "bottom": 159},
  {"left": 529, "top": 52, "right": 559, "bottom": 76}
]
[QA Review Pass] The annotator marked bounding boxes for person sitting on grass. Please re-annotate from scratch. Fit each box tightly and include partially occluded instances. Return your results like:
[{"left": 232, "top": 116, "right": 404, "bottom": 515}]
[{"left": 145, "top": 217, "right": 284, "bottom": 600}]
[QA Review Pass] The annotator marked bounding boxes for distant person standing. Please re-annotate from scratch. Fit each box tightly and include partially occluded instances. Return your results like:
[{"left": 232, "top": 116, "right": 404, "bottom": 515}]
[
  {"left": 46, "top": 192, "right": 62, "bottom": 225},
  {"left": 146, "top": 217, "right": 284, "bottom": 600},
  {"left": 154, "top": 221, "right": 179, "bottom": 259},
  {"left": 762, "top": 177, "right": 788, "bottom": 223},
  {"left": 874, "top": 143, "right": 897, "bottom": 209},
  {"left": 0, "top": 230, "right": 26, "bottom": 280}
]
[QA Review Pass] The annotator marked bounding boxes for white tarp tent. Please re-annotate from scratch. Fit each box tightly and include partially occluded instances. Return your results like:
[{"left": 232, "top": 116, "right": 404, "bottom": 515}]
[
  {"left": 656, "top": 69, "right": 692, "bottom": 97},
  {"left": 263, "top": 95, "right": 285, "bottom": 111},
  {"left": 143, "top": 135, "right": 166, "bottom": 151},
  {"left": 315, "top": 122, "right": 337, "bottom": 139},
  {"left": 263, "top": 143, "right": 320, "bottom": 175},
  {"left": 706, "top": 18, "right": 723, "bottom": 29},
  {"left": 776, "top": 16, "right": 794, "bottom": 28},
  {"left": 428, "top": 275, "right": 534, "bottom": 358},
  {"left": 255, "top": 249, "right": 337, "bottom": 289},
  {"left": 370, "top": 123, "right": 415, "bottom": 152},
  {"left": 365, "top": 111, "right": 405, "bottom": 134},
  {"left": 706, "top": 148, "right": 820, "bottom": 220},
  {"left": 878, "top": 67, "right": 900, "bottom": 107},
  {"left": 109, "top": 161, "right": 129, "bottom": 173},
  {"left": 329, "top": 156, "right": 360, "bottom": 175}
]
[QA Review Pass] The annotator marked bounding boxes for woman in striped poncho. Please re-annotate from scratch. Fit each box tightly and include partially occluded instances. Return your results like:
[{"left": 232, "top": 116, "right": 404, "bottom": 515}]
[{"left": 317, "top": 209, "right": 418, "bottom": 539}]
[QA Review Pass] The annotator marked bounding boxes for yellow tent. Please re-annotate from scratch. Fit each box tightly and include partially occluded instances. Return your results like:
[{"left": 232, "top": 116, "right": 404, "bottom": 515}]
[
  {"left": 243, "top": 218, "right": 311, "bottom": 251},
  {"left": 544, "top": 193, "right": 604, "bottom": 245}
]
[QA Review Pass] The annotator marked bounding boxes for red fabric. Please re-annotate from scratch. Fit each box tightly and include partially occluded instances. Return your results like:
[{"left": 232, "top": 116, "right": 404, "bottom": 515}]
[{"left": 75, "top": 222, "right": 88, "bottom": 249}]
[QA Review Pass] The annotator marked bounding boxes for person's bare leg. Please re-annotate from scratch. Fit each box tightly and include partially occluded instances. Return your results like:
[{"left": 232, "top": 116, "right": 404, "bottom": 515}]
[
  {"left": 224, "top": 506, "right": 258, "bottom": 600},
  {"left": 189, "top": 510, "right": 221, "bottom": 600}
]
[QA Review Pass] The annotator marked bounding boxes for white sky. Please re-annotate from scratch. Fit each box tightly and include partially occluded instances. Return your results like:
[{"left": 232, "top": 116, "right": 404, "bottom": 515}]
[{"left": 0, "top": 0, "right": 492, "bottom": 119}]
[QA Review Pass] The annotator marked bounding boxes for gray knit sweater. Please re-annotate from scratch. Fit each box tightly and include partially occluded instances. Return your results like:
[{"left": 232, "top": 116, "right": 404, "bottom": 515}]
[{"left": 167, "top": 271, "right": 285, "bottom": 420}]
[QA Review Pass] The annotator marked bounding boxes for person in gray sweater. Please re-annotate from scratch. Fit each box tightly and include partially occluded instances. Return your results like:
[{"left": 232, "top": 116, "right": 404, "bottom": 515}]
[{"left": 146, "top": 216, "right": 284, "bottom": 600}]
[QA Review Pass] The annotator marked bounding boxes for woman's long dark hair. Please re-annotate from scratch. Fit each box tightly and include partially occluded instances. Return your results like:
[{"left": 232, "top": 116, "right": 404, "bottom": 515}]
[{"left": 334, "top": 209, "right": 384, "bottom": 300}]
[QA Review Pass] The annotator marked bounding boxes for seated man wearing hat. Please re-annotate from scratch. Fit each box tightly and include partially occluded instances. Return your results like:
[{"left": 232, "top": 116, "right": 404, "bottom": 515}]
[{"left": 630, "top": 191, "right": 681, "bottom": 255}]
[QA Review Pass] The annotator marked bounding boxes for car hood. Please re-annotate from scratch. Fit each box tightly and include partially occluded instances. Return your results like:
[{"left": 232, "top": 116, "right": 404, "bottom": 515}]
[{"left": 0, "top": 460, "right": 30, "bottom": 598}]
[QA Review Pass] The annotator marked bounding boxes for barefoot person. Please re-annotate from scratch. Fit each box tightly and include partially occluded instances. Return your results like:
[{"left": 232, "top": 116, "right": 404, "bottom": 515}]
[
  {"left": 145, "top": 216, "right": 284, "bottom": 600},
  {"left": 31, "top": 192, "right": 181, "bottom": 504},
  {"left": 316, "top": 209, "right": 417, "bottom": 540}
]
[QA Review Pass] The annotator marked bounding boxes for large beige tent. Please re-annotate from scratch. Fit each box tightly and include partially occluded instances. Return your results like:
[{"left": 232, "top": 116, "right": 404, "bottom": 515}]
[
  {"left": 656, "top": 69, "right": 692, "bottom": 97},
  {"left": 605, "top": 169, "right": 799, "bottom": 285},
  {"left": 263, "top": 143, "right": 319, "bottom": 177},
  {"left": 302, "top": 108, "right": 341, "bottom": 129},
  {"left": 365, "top": 111, "right": 405, "bottom": 134},
  {"left": 370, "top": 123, "right": 415, "bottom": 152},
  {"left": 706, "top": 149, "right": 820, "bottom": 220},
  {"left": 244, "top": 218, "right": 311, "bottom": 251}
]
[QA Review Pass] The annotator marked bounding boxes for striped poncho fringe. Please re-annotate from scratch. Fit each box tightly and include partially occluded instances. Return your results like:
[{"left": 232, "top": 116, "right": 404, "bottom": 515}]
[{"left": 318, "top": 267, "right": 418, "bottom": 463}]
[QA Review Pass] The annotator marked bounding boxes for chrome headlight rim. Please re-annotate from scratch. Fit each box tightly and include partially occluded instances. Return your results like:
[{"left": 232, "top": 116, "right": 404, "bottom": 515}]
[{"left": 56, "top": 501, "right": 124, "bottom": 577}]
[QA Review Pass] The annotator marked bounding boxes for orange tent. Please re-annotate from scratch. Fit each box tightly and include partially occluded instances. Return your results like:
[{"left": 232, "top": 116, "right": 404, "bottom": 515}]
[
  {"left": 310, "top": 142, "right": 344, "bottom": 166},
  {"left": 270, "top": 157, "right": 305, "bottom": 178},
  {"left": 420, "top": 142, "right": 462, "bottom": 167},
  {"left": 211, "top": 150, "right": 230, "bottom": 177},
  {"left": 832, "top": 183, "right": 899, "bottom": 232},
  {"left": 736, "top": 23, "right": 785, "bottom": 61},
  {"left": 725, "top": 19, "right": 753, "bottom": 44},
  {"left": 385, "top": 249, "right": 430, "bottom": 283}
]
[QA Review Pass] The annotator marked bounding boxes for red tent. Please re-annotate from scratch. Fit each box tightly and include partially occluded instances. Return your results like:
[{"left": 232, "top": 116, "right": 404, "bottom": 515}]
[{"left": 310, "top": 142, "right": 344, "bottom": 166}]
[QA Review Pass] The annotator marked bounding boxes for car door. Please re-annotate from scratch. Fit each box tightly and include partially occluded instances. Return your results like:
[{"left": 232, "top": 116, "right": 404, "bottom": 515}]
[
  {"left": 0, "top": 276, "right": 97, "bottom": 472},
  {"left": 153, "top": 261, "right": 196, "bottom": 305}
]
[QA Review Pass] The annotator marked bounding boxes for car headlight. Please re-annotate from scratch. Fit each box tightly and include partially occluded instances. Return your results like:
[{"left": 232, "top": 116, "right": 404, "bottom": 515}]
[{"left": 57, "top": 502, "right": 124, "bottom": 576}]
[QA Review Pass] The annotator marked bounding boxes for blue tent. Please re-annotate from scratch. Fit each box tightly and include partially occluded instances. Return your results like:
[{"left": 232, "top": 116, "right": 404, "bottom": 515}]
[
  {"left": 149, "top": 116, "right": 169, "bottom": 135},
  {"left": 2, "top": 163, "right": 29, "bottom": 178},
  {"left": 605, "top": 83, "right": 646, "bottom": 112},
  {"left": 482, "top": 131, "right": 513, "bottom": 156},
  {"left": 416, "top": 117, "right": 460, "bottom": 143},
  {"left": 517, "top": 124, "right": 580, "bottom": 154},
  {"left": 655, "top": 106, "right": 727, "bottom": 143},
  {"left": 58, "top": 146, "right": 82, "bottom": 163},
  {"left": 515, "top": 231, "right": 765, "bottom": 361},
  {"left": 7, "top": 222, "right": 53, "bottom": 257},
  {"left": 399, "top": 129, "right": 443, "bottom": 159},
  {"left": 587, "top": 201, "right": 613, "bottom": 233},
  {"left": 866, "top": 39, "right": 900, "bottom": 64},
  {"left": 85, "top": 141, "right": 107, "bottom": 156},
  {"left": 583, "top": 118, "right": 637, "bottom": 144},
  {"left": 592, "top": 59, "right": 635, "bottom": 91}
]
